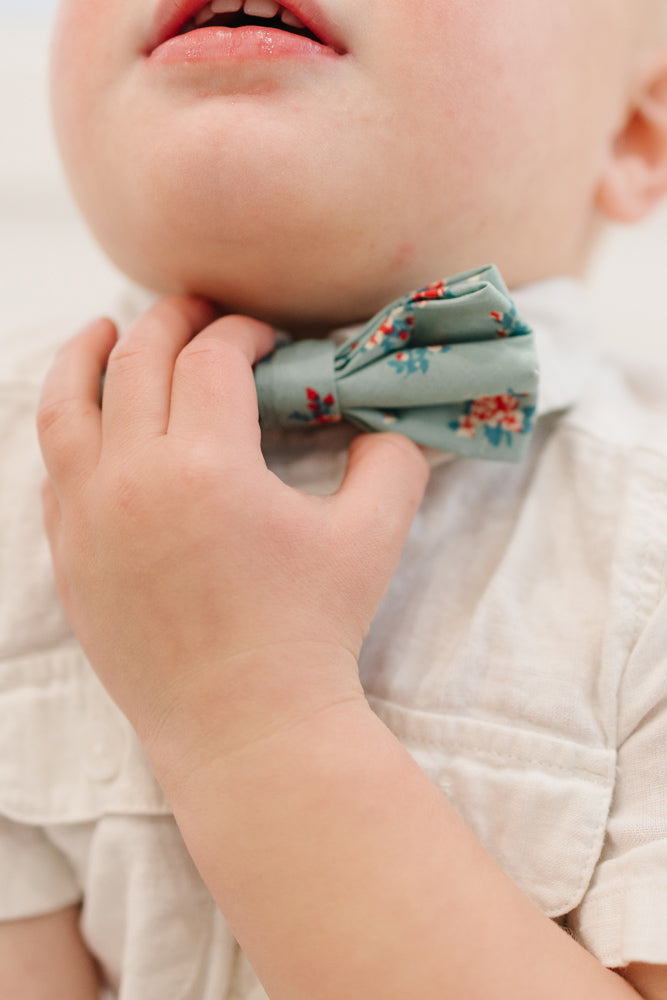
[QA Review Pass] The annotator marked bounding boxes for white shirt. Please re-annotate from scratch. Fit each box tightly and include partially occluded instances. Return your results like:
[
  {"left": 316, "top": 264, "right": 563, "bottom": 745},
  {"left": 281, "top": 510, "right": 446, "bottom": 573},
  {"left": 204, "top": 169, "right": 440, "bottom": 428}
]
[{"left": 1, "top": 279, "right": 667, "bottom": 997}]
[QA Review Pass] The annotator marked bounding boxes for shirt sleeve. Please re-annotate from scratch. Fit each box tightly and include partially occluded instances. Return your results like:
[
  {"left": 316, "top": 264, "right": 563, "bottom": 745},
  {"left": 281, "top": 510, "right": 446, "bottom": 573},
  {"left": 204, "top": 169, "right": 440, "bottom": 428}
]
[
  {"left": 568, "top": 563, "right": 667, "bottom": 967},
  {"left": 0, "top": 814, "right": 81, "bottom": 920}
]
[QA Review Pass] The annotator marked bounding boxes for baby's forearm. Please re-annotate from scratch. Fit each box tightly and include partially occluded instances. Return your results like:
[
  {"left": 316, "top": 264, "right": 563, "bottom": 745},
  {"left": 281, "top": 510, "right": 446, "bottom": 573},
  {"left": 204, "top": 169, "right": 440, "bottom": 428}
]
[{"left": 159, "top": 682, "right": 639, "bottom": 1000}]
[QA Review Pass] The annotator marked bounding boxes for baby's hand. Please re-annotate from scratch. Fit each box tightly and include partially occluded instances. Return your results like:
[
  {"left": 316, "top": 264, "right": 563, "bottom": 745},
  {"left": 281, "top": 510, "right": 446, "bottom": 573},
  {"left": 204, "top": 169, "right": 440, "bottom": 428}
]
[{"left": 37, "top": 298, "right": 429, "bottom": 779}]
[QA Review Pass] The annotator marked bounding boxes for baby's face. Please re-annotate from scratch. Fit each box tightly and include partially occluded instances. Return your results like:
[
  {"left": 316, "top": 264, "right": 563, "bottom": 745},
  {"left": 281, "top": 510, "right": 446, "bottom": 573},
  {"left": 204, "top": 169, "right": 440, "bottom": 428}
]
[{"left": 51, "top": 0, "right": 641, "bottom": 328}]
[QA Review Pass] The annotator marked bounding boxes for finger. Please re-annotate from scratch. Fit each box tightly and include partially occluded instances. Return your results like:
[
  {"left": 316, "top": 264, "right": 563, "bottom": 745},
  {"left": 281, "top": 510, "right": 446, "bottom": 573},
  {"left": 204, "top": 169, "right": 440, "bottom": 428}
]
[
  {"left": 336, "top": 433, "right": 430, "bottom": 557},
  {"left": 168, "top": 314, "right": 276, "bottom": 452},
  {"left": 37, "top": 317, "right": 118, "bottom": 488},
  {"left": 101, "top": 296, "right": 217, "bottom": 445},
  {"left": 41, "top": 477, "right": 72, "bottom": 610}
]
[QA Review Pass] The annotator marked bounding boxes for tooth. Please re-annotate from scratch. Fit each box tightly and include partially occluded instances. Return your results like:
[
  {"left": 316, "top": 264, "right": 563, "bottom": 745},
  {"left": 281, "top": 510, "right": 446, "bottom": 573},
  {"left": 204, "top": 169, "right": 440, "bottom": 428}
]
[
  {"left": 211, "top": 0, "right": 243, "bottom": 10},
  {"left": 195, "top": 2, "right": 216, "bottom": 24},
  {"left": 280, "top": 8, "right": 306, "bottom": 28},
  {"left": 243, "top": 0, "right": 281, "bottom": 17}
]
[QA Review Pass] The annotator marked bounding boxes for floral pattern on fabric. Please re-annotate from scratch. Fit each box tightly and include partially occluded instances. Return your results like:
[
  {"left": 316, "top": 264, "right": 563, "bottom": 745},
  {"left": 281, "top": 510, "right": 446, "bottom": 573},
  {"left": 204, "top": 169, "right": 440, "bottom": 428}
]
[
  {"left": 490, "top": 306, "right": 532, "bottom": 340},
  {"left": 412, "top": 280, "right": 458, "bottom": 303},
  {"left": 254, "top": 265, "right": 540, "bottom": 461},
  {"left": 343, "top": 310, "right": 415, "bottom": 359},
  {"left": 450, "top": 392, "right": 536, "bottom": 449},
  {"left": 388, "top": 345, "right": 452, "bottom": 377},
  {"left": 289, "top": 388, "right": 342, "bottom": 426}
]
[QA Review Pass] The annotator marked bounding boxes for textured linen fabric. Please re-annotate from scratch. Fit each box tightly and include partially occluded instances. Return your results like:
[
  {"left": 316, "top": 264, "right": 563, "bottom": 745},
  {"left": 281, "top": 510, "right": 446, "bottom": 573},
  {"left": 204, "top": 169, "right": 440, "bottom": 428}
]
[{"left": 1, "top": 279, "right": 667, "bottom": 996}]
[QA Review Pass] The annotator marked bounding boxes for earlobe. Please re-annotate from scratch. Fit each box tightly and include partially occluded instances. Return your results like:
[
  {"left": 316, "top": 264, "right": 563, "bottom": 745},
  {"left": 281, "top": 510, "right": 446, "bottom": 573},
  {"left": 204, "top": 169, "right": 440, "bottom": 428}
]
[{"left": 596, "top": 51, "right": 667, "bottom": 223}]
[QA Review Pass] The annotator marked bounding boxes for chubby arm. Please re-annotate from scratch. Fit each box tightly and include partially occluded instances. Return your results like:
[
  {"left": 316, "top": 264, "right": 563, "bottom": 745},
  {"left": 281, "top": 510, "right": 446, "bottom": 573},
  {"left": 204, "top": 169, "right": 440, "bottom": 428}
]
[
  {"left": 161, "top": 689, "right": 647, "bottom": 1000},
  {"left": 37, "top": 299, "right": 656, "bottom": 1000},
  {"left": 0, "top": 906, "right": 101, "bottom": 1000}
]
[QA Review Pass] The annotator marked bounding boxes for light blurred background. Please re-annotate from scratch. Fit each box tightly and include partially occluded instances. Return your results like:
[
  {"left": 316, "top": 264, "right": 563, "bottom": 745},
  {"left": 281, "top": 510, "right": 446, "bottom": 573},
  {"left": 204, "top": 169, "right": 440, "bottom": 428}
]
[
  {"left": 1, "top": 0, "right": 130, "bottom": 336},
  {"left": 1, "top": 0, "right": 666, "bottom": 353}
]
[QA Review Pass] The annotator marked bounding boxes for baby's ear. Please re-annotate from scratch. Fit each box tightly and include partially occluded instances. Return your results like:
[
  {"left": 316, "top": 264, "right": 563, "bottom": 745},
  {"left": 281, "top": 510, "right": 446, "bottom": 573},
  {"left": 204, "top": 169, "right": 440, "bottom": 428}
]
[{"left": 596, "top": 50, "right": 667, "bottom": 222}]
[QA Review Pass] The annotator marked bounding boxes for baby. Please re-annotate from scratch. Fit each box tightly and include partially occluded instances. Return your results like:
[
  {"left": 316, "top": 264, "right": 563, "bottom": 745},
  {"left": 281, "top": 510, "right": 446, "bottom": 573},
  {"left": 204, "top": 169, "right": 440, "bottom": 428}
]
[{"left": 2, "top": 0, "right": 667, "bottom": 997}]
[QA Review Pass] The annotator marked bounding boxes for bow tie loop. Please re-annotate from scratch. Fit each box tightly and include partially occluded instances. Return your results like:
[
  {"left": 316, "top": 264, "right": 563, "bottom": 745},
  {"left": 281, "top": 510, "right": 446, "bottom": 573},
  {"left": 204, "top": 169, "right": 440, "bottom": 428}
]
[{"left": 255, "top": 264, "right": 540, "bottom": 462}]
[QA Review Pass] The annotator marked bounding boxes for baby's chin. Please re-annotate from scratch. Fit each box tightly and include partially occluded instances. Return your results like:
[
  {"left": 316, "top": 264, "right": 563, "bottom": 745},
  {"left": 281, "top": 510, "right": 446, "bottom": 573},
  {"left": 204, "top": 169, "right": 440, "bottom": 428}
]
[
  {"left": 97, "top": 212, "right": 490, "bottom": 333},
  {"left": 117, "top": 255, "right": 426, "bottom": 336},
  {"left": 166, "top": 280, "right": 380, "bottom": 335}
]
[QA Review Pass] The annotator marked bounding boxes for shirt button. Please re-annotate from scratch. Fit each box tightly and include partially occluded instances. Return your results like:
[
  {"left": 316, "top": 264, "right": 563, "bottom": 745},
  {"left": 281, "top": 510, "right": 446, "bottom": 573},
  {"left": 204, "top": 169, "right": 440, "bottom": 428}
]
[{"left": 85, "top": 723, "right": 124, "bottom": 783}]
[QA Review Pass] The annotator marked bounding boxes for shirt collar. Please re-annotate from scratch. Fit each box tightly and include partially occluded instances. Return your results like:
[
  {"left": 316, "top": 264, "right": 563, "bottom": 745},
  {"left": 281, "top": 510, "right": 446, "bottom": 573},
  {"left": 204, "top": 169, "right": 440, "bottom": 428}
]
[{"left": 510, "top": 276, "right": 596, "bottom": 419}]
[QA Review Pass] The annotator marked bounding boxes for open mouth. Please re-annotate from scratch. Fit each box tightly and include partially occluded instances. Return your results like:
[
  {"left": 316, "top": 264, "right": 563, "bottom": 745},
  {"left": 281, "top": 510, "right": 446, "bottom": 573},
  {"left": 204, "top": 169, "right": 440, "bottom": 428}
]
[
  {"left": 148, "top": 0, "right": 347, "bottom": 61},
  {"left": 180, "top": 0, "right": 324, "bottom": 46}
]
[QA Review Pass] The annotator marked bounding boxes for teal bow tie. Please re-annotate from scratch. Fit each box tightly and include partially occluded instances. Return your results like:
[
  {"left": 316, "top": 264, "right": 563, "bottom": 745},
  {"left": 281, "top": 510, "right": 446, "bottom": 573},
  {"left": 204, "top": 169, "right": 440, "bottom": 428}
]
[{"left": 255, "top": 265, "right": 540, "bottom": 462}]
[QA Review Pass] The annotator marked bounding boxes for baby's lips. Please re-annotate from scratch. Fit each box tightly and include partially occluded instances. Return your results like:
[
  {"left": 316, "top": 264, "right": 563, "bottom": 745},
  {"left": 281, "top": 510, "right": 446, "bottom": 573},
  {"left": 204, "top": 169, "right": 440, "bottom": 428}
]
[{"left": 146, "top": 0, "right": 348, "bottom": 55}]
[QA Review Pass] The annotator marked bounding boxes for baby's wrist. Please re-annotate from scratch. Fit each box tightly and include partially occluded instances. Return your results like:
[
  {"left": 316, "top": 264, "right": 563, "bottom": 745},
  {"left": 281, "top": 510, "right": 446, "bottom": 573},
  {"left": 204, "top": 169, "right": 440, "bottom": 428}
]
[{"left": 140, "top": 641, "right": 368, "bottom": 800}]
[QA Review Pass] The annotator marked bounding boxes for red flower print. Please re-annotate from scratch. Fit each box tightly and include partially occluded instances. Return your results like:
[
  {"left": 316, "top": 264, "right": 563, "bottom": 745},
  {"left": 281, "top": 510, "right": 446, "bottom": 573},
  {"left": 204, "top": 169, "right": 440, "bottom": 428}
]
[
  {"left": 413, "top": 281, "right": 449, "bottom": 302},
  {"left": 294, "top": 388, "right": 341, "bottom": 425},
  {"left": 457, "top": 415, "right": 478, "bottom": 439},
  {"left": 450, "top": 391, "right": 530, "bottom": 445},
  {"left": 470, "top": 394, "right": 524, "bottom": 431}
]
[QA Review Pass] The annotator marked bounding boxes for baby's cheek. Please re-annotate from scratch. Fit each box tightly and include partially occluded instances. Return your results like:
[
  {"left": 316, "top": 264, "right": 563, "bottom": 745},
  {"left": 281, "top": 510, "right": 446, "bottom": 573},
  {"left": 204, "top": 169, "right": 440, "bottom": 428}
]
[
  {"left": 50, "top": 0, "right": 139, "bottom": 215},
  {"left": 388, "top": 243, "right": 418, "bottom": 274},
  {"left": 51, "top": 0, "right": 105, "bottom": 73},
  {"left": 51, "top": 3, "right": 103, "bottom": 134}
]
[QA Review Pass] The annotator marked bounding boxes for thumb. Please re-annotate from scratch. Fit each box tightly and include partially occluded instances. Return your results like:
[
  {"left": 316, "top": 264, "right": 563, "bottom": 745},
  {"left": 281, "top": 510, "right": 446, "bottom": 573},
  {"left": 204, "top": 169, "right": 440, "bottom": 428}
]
[{"left": 336, "top": 433, "right": 430, "bottom": 554}]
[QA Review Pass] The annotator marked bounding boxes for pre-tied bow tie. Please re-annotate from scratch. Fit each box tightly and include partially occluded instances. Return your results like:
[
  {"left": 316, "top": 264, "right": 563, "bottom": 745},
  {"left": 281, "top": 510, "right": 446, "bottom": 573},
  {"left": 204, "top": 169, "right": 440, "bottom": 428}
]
[{"left": 255, "top": 264, "right": 540, "bottom": 462}]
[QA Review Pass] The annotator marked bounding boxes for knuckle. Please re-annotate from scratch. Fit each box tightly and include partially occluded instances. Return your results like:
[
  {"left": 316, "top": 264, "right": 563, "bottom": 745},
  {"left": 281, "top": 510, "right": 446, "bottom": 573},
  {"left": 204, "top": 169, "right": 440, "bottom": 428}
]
[
  {"left": 178, "top": 337, "right": 225, "bottom": 366},
  {"left": 106, "top": 339, "right": 151, "bottom": 374},
  {"left": 177, "top": 335, "right": 245, "bottom": 377},
  {"left": 105, "top": 464, "right": 149, "bottom": 519},
  {"left": 178, "top": 446, "right": 228, "bottom": 497},
  {"left": 103, "top": 448, "right": 217, "bottom": 517},
  {"left": 36, "top": 396, "right": 75, "bottom": 446}
]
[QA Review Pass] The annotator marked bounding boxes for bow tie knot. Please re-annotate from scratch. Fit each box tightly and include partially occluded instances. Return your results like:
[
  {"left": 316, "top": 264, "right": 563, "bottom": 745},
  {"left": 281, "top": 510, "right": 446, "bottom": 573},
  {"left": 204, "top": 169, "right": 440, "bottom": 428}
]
[
  {"left": 255, "top": 265, "right": 540, "bottom": 462},
  {"left": 256, "top": 340, "right": 341, "bottom": 428}
]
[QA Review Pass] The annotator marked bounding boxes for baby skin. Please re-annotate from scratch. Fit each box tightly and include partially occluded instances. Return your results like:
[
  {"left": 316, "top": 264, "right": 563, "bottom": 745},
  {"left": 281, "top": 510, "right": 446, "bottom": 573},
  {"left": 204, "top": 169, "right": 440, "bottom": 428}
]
[{"left": 5, "top": 0, "right": 667, "bottom": 998}]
